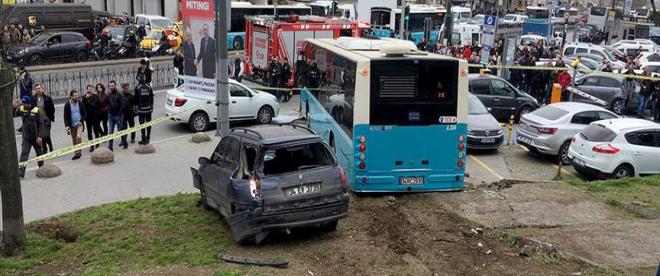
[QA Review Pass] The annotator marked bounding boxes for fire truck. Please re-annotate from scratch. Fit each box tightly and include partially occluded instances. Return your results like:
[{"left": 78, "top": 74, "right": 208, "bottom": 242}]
[{"left": 244, "top": 15, "right": 360, "bottom": 87}]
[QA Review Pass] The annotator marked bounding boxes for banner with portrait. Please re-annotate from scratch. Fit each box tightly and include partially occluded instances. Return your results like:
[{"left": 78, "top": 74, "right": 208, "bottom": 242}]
[{"left": 180, "top": 0, "right": 217, "bottom": 95}]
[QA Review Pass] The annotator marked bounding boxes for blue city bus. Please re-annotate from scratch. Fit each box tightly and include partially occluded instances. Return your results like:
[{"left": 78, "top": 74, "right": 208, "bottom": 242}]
[
  {"left": 369, "top": 4, "right": 446, "bottom": 45},
  {"left": 299, "top": 37, "right": 468, "bottom": 192},
  {"left": 228, "top": 3, "right": 311, "bottom": 50}
]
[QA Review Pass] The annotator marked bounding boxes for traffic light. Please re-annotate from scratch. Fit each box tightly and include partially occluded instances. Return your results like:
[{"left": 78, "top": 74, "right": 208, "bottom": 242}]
[{"left": 404, "top": 5, "right": 410, "bottom": 21}]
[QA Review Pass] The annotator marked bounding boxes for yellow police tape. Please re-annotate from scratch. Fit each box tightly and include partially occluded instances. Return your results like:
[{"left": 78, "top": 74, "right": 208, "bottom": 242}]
[
  {"left": 18, "top": 101, "right": 209, "bottom": 168},
  {"left": 466, "top": 63, "right": 660, "bottom": 81}
]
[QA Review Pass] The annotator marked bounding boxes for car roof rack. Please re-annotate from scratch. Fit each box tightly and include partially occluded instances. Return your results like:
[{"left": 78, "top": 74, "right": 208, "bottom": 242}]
[
  {"left": 230, "top": 128, "right": 263, "bottom": 139},
  {"left": 274, "top": 122, "right": 316, "bottom": 134}
]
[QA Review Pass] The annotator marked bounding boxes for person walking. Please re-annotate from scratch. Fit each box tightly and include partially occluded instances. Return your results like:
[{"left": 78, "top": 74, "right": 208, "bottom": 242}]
[
  {"left": 17, "top": 67, "right": 33, "bottom": 99},
  {"left": 137, "top": 57, "right": 153, "bottom": 85},
  {"left": 106, "top": 80, "right": 126, "bottom": 151},
  {"left": 82, "top": 85, "right": 103, "bottom": 152},
  {"left": 17, "top": 96, "right": 44, "bottom": 178},
  {"left": 96, "top": 83, "right": 109, "bottom": 135},
  {"left": 232, "top": 52, "right": 244, "bottom": 83},
  {"left": 63, "top": 90, "right": 86, "bottom": 160},
  {"left": 31, "top": 83, "right": 55, "bottom": 153},
  {"left": 135, "top": 79, "right": 154, "bottom": 144},
  {"left": 638, "top": 67, "right": 653, "bottom": 118},
  {"left": 120, "top": 83, "right": 137, "bottom": 147}
]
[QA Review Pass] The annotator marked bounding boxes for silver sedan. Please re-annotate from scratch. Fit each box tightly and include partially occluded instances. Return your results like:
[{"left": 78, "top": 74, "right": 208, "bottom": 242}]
[{"left": 516, "top": 102, "right": 619, "bottom": 164}]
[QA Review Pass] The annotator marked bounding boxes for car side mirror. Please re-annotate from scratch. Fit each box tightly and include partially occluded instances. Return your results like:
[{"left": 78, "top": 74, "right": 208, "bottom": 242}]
[{"left": 198, "top": 157, "right": 209, "bottom": 165}]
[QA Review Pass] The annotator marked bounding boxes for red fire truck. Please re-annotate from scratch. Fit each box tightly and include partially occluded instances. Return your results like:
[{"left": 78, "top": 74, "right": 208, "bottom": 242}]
[{"left": 245, "top": 15, "right": 360, "bottom": 87}]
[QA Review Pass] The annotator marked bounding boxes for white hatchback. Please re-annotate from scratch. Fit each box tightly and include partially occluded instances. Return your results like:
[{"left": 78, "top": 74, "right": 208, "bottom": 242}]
[
  {"left": 165, "top": 79, "right": 280, "bottom": 132},
  {"left": 568, "top": 118, "right": 660, "bottom": 179}
]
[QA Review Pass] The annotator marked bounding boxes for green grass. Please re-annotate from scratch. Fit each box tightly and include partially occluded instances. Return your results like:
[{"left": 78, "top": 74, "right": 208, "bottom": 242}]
[
  {"left": 559, "top": 174, "right": 660, "bottom": 212},
  {"left": 0, "top": 194, "right": 243, "bottom": 276}
]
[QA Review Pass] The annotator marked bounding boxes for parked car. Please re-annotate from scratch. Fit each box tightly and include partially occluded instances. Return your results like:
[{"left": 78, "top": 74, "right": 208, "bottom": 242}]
[
  {"left": 568, "top": 118, "right": 660, "bottom": 179},
  {"left": 165, "top": 79, "right": 280, "bottom": 132},
  {"left": 501, "top": 14, "right": 527, "bottom": 24},
  {"left": 572, "top": 74, "right": 642, "bottom": 114},
  {"left": 517, "top": 102, "right": 619, "bottom": 164},
  {"left": 519, "top": 35, "right": 548, "bottom": 47},
  {"left": 192, "top": 124, "right": 350, "bottom": 243},
  {"left": 562, "top": 42, "right": 626, "bottom": 70},
  {"left": 467, "top": 94, "right": 504, "bottom": 150},
  {"left": 468, "top": 74, "right": 539, "bottom": 121},
  {"left": 4, "top": 31, "right": 91, "bottom": 65},
  {"left": 615, "top": 44, "right": 655, "bottom": 58},
  {"left": 611, "top": 39, "right": 657, "bottom": 49}
]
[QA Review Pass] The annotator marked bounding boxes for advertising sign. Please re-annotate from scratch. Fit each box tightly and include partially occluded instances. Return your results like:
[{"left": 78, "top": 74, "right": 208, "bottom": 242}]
[
  {"left": 251, "top": 31, "right": 269, "bottom": 70},
  {"left": 180, "top": 0, "right": 217, "bottom": 94},
  {"left": 481, "top": 15, "right": 497, "bottom": 65}
]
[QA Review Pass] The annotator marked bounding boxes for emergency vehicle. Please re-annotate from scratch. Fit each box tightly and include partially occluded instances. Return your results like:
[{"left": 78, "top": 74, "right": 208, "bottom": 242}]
[{"left": 244, "top": 15, "right": 360, "bottom": 86}]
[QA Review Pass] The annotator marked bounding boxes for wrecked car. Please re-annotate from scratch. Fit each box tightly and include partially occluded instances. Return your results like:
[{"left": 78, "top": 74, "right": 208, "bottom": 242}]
[{"left": 192, "top": 124, "right": 350, "bottom": 244}]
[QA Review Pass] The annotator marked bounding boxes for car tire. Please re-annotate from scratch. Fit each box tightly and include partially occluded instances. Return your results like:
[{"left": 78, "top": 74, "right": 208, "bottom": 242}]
[
  {"left": 29, "top": 54, "right": 43, "bottom": 66},
  {"left": 517, "top": 106, "right": 533, "bottom": 121},
  {"left": 558, "top": 141, "right": 571, "bottom": 165},
  {"left": 611, "top": 98, "right": 624, "bottom": 115},
  {"left": 257, "top": 106, "right": 274, "bottom": 124},
  {"left": 233, "top": 36, "right": 244, "bottom": 50},
  {"left": 76, "top": 50, "right": 88, "bottom": 62},
  {"left": 320, "top": 220, "right": 338, "bottom": 232},
  {"left": 612, "top": 164, "right": 633, "bottom": 179},
  {"left": 189, "top": 111, "right": 209, "bottom": 132}
]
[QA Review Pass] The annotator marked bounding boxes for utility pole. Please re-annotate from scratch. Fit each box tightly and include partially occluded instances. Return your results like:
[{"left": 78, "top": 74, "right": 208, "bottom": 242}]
[
  {"left": 0, "top": 1, "right": 25, "bottom": 256},
  {"left": 215, "top": 0, "right": 230, "bottom": 137},
  {"left": 399, "top": 3, "right": 407, "bottom": 39}
]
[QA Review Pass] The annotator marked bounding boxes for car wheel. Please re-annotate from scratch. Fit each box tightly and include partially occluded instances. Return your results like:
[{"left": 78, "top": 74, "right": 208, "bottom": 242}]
[
  {"left": 612, "top": 164, "right": 633, "bottom": 179},
  {"left": 189, "top": 112, "right": 209, "bottom": 132},
  {"left": 558, "top": 141, "right": 571, "bottom": 165},
  {"left": 611, "top": 98, "right": 624, "bottom": 115},
  {"left": 257, "top": 106, "right": 273, "bottom": 124},
  {"left": 517, "top": 106, "right": 533, "bottom": 121},
  {"left": 76, "top": 50, "right": 88, "bottom": 62},
  {"left": 233, "top": 36, "right": 244, "bottom": 50},
  {"left": 29, "top": 54, "right": 43, "bottom": 66},
  {"left": 320, "top": 220, "right": 338, "bottom": 232}
]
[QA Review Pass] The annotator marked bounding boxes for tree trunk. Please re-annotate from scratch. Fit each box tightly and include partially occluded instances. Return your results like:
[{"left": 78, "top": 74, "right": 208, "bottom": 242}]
[{"left": 0, "top": 59, "right": 25, "bottom": 256}]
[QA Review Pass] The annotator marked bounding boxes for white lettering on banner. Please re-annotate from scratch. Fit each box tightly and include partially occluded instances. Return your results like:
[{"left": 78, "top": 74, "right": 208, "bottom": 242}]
[
  {"left": 186, "top": 1, "right": 210, "bottom": 11},
  {"left": 185, "top": 76, "right": 217, "bottom": 95}
]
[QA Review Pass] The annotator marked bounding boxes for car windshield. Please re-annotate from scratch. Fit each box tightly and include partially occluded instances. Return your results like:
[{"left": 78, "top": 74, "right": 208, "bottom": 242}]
[
  {"left": 468, "top": 96, "right": 489, "bottom": 115},
  {"left": 29, "top": 33, "right": 50, "bottom": 45},
  {"left": 533, "top": 106, "right": 569, "bottom": 120},
  {"left": 581, "top": 124, "right": 617, "bottom": 142},
  {"left": 151, "top": 19, "right": 173, "bottom": 29},
  {"left": 262, "top": 142, "right": 334, "bottom": 175},
  {"left": 106, "top": 28, "right": 125, "bottom": 39}
]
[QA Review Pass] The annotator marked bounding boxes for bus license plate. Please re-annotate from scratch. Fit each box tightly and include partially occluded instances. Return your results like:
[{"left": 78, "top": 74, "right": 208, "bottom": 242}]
[
  {"left": 284, "top": 183, "right": 321, "bottom": 198},
  {"left": 399, "top": 176, "right": 424, "bottom": 185}
]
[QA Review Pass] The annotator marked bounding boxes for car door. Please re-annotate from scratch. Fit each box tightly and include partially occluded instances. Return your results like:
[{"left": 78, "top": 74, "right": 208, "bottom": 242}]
[
  {"left": 625, "top": 131, "right": 660, "bottom": 174},
  {"left": 594, "top": 77, "right": 622, "bottom": 106},
  {"left": 490, "top": 79, "right": 518, "bottom": 119},
  {"left": 217, "top": 137, "right": 241, "bottom": 214},
  {"left": 61, "top": 34, "right": 80, "bottom": 59},
  {"left": 44, "top": 34, "right": 64, "bottom": 62},
  {"left": 200, "top": 137, "right": 231, "bottom": 210},
  {"left": 573, "top": 75, "right": 600, "bottom": 103},
  {"left": 469, "top": 79, "right": 496, "bottom": 115},
  {"left": 229, "top": 83, "right": 256, "bottom": 119}
]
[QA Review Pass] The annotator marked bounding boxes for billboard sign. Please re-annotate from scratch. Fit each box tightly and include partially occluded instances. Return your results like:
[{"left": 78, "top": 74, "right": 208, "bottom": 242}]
[{"left": 180, "top": 0, "right": 217, "bottom": 94}]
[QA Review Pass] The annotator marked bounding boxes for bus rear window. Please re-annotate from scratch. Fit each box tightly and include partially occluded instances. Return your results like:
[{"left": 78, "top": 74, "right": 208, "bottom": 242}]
[{"left": 370, "top": 59, "right": 459, "bottom": 126}]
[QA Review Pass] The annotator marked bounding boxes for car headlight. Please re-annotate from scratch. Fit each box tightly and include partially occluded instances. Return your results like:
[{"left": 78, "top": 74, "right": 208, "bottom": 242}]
[
  {"left": 17, "top": 48, "right": 28, "bottom": 56},
  {"left": 497, "top": 128, "right": 503, "bottom": 135}
]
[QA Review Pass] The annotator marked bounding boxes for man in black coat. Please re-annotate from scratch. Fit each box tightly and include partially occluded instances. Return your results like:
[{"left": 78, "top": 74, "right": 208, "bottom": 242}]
[
  {"left": 31, "top": 83, "right": 55, "bottom": 153},
  {"left": 82, "top": 85, "right": 103, "bottom": 152},
  {"left": 181, "top": 33, "right": 197, "bottom": 76},
  {"left": 195, "top": 24, "right": 216, "bottom": 79},
  {"left": 120, "top": 83, "right": 137, "bottom": 147}
]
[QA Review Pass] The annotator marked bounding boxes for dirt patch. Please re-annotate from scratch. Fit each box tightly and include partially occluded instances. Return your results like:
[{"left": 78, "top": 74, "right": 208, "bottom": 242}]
[
  {"left": 122, "top": 265, "right": 216, "bottom": 276},
  {"left": 30, "top": 221, "right": 78, "bottom": 243}
]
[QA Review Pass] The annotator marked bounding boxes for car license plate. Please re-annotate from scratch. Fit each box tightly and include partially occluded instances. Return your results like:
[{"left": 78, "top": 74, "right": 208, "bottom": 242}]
[
  {"left": 284, "top": 183, "right": 321, "bottom": 198},
  {"left": 517, "top": 135, "right": 532, "bottom": 145},
  {"left": 399, "top": 176, "right": 424, "bottom": 185},
  {"left": 481, "top": 138, "right": 496, "bottom": 143},
  {"left": 573, "top": 157, "right": 586, "bottom": 167},
  {"left": 167, "top": 98, "right": 173, "bottom": 106}
]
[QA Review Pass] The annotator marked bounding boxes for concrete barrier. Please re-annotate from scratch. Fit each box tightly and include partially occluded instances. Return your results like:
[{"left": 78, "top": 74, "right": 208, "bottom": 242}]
[{"left": 14, "top": 56, "right": 175, "bottom": 100}]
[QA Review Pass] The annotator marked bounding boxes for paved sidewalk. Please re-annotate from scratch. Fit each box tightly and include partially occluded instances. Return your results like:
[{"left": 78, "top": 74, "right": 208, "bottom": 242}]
[{"left": 0, "top": 132, "right": 219, "bottom": 228}]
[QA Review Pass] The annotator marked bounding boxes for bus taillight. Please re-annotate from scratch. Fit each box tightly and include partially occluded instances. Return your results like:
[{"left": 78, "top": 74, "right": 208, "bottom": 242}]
[
  {"left": 359, "top": 144, "right": 366, "bottom": 152},
  {"left": 359, "top": 162, "right": 366, "bottom": 170},
  {"left": 457, "top": 159, "right": 464, "bottom": 168}
]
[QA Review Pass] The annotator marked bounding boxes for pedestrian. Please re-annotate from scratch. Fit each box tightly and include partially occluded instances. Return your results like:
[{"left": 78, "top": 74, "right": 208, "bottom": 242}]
[
  {"left": 557, "top": 69, "right": 572, "bottom": 101},
  {"left": 31, "top": 83, "right": 55, "bottom": 154},
  {"left": 137, "top": 57, "right": 153, "bottom": 85},
  {"left": 638, "top": 67, "right": 653, "bottom": 118},
  {"left": 305, "top": 60, "right": 321, "bottom": 89},
  {"left": 158, "top": 30, "right": 169, "bottom": 55},
  {"left": 135, "top": 80, "right": 154, "bottom": 144},
  {"left": 99, "top": 28, "right": 111, "bottom": 60},
  {"left": 653, "top": 81, "right": 660, "bottom": 121},
  {"left": 63, "top": 90, "right": 86, "bottom": 160},
  {"left": 17, "top": 66, "right": 33, "bottom": 99},
  {"left": 621, "top": 66, "right": 637, "bottom": 116},
  {"left": 82, "top": 85, "right": 103, "bottom": 152},
  {"left": 17, "top": 96, "right": 45, "bottom": 178},
  {"left": 10, "top": 24, "right": 21, "bottom": 45},
  {"left": 173, "top": 49, "right": 184, "bottom": 76},
  {"left": 269, "top": 56, "right": 282, "bottom": 99},
  {"left": 280, "top": 57, "right": 292, "bottom": 102},
  {"left": 106, "top": 80, "right": 126, "bottom": 151},
  {"left": 602, "top": 61, "right": 612, "bottom": 72},
  {"left": 232, "top": 52, "right": 244, "bottom": 83},
  {"left": 120, "top": 83, "right": 137, "bottom": 146},
  {"left": 96, "top": 83, "right": 109, "bottom": 135},
  {"left": 1, "top": 25, "right": 11, "bottom": 51}
]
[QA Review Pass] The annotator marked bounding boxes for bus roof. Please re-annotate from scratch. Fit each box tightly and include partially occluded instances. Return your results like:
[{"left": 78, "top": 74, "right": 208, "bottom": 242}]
[{"left": 309, "top": 37, "right": 459, "bottom": 61}]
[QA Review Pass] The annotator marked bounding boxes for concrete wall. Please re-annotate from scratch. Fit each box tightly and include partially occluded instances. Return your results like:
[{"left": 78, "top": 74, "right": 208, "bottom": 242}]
[{"left": 16, "top": 56, "right": 176, "bottom": 100}]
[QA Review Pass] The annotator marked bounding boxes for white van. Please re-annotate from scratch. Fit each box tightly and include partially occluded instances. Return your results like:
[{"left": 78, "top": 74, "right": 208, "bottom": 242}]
[
  {"left": 451, "top": 6, "right": 472, "bottom": 23},
  {"left": 501, "top": 14, "right": 528, "bottom": 24},
  {"left": 134, "top": 14, "right": 174, "bottom": 32}
]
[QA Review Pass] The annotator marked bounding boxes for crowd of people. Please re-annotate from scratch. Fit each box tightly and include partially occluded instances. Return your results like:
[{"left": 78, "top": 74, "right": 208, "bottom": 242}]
[
  {"left": 15, "top": 58, "right": 155, "bottom": 178},
  {"left": 1, "top": 23, "right": 46, "bottom": 55}
]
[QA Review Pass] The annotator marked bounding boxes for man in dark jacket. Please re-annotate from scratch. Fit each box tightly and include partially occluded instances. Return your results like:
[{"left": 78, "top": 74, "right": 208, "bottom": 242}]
[
  {"left": 280, "top": 58, "right": 292, "bottom": 102},
  {"left": 306, "top": 60, "right": 321, "bottom": 89},
  {"left": 18, "top": 96, "right": 44, "bottom": 178},
  {"left": 135, "top": 83, "right": 154, "bottom": 144},
  {"left": 639, "top": 68, "right": 653, "bottom": 118},
  {"left": 63, "top": 90, "right": 86, "bottom": 160},
  {"left": 107, "top": 80, "right": 126, "bottom": 151},
  {"left": 120, "top": 83, "right": 137, "bottom": 147},
  {"left": 82, "top": 85, "right": 103, "bottom": 152},
  {"left": 17, "top": 67, "right": 33, "bottom": 99},
  {"left": 269, "top": 57, "right": 282, "bottom": 100},
  {"left": 31, "top": 83, "right": 55, "bottom": 153}
]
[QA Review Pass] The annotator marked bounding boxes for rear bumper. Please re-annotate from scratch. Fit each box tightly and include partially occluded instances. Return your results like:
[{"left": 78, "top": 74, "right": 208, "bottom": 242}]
[
  {"left": 516, "top": 132, "right": 557, "bottom": 155},
  {"left": 352, "top": 171, "right": 464, "bottom": 193},
  {"left": 226, "top": 200, "right": 349, "bottom": 243},
  {"left": 569, "top": 156, "right": 610, "bottom": 178}
]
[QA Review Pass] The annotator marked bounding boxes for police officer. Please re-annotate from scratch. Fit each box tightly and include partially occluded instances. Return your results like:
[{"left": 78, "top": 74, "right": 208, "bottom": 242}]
[
  {"left": 280, "top": 57, "right": 292, "bottom": 102},
  {"left": 17, "top": 96, "right": 44, "bottom": 178},
  {"left": 135, "top": 80, "right": 154, "bottom": 144},
  {"left": 306, "top": 60, "right": 321, "bottom": 89},
  {"left": 268, "top": 56, "right": 282, "bottom": 100}
]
